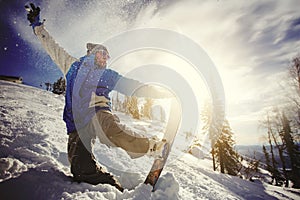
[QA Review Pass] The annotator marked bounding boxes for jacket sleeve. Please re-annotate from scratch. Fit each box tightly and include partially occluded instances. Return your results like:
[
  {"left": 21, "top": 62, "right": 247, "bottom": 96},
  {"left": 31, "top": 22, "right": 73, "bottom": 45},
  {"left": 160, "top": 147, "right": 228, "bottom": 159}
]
[
  {"left": 34, "top": 25, "right": 78, "bottom": 76},
  {"left": 114, "top": 75, "right": 173, "bottom": 99}
]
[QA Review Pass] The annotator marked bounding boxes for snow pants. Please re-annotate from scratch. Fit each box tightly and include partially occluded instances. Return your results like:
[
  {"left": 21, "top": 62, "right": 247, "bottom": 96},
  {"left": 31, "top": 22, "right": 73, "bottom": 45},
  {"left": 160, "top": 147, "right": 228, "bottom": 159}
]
[
  {"left": 67, "top": 131, "right": 123, "bottom": 192},
  {"left": 82, "top": 110, "right": 150, "bottom": 159}
]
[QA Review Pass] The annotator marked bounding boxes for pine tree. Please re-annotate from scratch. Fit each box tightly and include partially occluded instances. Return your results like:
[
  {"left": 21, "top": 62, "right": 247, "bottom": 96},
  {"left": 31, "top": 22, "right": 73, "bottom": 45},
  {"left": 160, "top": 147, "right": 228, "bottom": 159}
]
[
  {"left": 125, "top": 96, "right": 140, "bottom": 119},
  {"left": 200, "top": 99, "right": 225, "bottom": 171},
  {"left": 213, "top": 120, "right": 240, "bottom": 175},
  {"left": 262, "top": 145, "right": 281, "bottom": 185},
  {"left": 200, "top": 100, "right": 217, "bottom": 170},
  {"left": 52, "top": 77, "right": 66, "bottom": 95},
  {"left": 281, "top": 112, "right": 300, "bottom": 188},
  {"left": 210, "top": 97, "right": 225, "bottom": 172},
  {"left": 44, "top": 82, "right": 52, "bottom": 91},
  {"left": 123, "top": 96, "right": 129, "bottom": 114},
  {"left": 263, "top": 145, "right": 272, "bottom": 172},
  {"left": 141, "top": 98, "right": 153, "bottom": 119}
]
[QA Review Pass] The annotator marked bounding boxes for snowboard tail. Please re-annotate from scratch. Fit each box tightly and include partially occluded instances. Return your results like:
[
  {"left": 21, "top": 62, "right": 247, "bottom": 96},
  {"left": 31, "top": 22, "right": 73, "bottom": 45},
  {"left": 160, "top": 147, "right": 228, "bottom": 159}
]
[{"left": 144, "top": 142, "right": 170, "bottom": 187}]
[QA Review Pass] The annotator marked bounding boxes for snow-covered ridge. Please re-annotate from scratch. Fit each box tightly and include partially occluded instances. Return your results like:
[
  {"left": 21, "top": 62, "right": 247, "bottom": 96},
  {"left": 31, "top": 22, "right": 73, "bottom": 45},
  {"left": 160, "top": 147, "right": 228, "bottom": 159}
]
[{"left": 0, "top": 80, "right": 299, "bottom": 200}]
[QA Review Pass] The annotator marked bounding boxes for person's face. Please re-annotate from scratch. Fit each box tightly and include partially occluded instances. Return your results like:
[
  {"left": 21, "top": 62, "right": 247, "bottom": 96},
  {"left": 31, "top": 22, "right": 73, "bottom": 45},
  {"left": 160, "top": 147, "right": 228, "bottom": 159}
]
[{"left": 94, "top": 50, "right": 110, "bottom": 68}]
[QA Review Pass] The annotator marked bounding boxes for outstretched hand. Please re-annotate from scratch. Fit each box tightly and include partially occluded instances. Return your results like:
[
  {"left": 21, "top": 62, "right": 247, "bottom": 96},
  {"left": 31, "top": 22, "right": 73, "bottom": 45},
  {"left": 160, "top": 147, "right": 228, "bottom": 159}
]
[{"left": 25, "top": 3, "right": 43, "bottom": 28}]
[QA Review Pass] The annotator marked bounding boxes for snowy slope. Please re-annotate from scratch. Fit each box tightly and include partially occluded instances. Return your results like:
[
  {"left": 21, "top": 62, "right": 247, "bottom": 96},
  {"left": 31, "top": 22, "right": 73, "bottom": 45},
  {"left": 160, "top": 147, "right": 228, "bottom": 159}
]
[{"left": 0, "top": 80, "right": 299, "bottom": 200}]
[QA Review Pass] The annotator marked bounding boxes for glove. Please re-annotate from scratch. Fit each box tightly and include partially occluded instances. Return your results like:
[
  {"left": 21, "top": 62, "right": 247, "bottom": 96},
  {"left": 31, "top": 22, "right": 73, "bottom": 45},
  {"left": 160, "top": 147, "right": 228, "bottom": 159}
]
[{"left": 25, "top": 3, "right": 44, "bottom": 29}]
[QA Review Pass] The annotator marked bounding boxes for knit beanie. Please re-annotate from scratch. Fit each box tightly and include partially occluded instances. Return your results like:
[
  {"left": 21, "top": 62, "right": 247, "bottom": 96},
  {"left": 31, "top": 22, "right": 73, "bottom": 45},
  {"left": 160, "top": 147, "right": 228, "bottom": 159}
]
[{"left": 86, "top": 43, "right": 109, "bottom": 55}]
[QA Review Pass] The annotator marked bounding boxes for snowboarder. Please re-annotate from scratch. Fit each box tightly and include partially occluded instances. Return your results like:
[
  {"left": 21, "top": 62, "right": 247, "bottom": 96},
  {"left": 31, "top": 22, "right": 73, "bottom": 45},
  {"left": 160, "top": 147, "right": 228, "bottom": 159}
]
[{"left": 25, "top": 3, "right": 171, "bottom": 192}]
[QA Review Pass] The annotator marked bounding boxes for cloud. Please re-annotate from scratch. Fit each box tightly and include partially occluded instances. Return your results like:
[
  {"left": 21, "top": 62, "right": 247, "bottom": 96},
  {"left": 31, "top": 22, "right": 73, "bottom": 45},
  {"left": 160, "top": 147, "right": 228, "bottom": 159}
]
[
  {"left": 130, "top": 0, "right": 299, "bottom": 144},
  {"left": 281, "top": 17, "right": 300, "bottom": 42}
]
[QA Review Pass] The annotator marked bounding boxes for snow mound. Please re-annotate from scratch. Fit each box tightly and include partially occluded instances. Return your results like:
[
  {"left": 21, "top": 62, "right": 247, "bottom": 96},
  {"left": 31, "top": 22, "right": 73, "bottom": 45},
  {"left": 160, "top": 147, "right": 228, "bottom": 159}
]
[
  {"left": 0, "top": 157, "right": 28, "bottom": 182},
  {"left": 153, "top": 172, "right": 180, "bottom": 199},
  {"left": 188, "top": 145, "right": 205, "bottom": 159}
]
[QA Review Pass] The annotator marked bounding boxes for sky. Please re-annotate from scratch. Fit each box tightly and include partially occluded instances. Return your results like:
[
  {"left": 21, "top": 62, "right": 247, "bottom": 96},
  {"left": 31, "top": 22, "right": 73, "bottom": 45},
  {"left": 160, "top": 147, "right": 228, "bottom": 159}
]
[{"left": 0, "top": 0, "right": 299, "bottom": 145}]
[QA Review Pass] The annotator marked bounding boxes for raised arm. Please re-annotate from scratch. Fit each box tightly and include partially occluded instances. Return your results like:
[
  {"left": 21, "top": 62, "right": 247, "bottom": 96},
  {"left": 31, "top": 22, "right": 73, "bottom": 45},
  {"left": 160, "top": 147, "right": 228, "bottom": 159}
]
[
  {"left": 25, "top": 3, "right": 77, "bottom": 76},
  {"left": 34, "top": 25, "right": 77, "bottom": 75},
  {"left": 115, "top": 75, "right": 173, "bottom": 99}
]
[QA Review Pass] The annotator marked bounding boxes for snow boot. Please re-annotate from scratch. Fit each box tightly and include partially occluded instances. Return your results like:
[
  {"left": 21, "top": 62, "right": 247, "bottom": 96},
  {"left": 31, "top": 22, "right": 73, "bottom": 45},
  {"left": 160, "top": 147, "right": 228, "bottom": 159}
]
[{"left": 67, "top": 131, "right": 124, "bottom": 192}]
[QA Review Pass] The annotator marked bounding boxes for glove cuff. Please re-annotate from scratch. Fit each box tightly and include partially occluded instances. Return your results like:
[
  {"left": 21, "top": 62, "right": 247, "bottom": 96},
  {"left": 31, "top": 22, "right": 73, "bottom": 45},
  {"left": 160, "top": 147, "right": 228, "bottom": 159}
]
[{"left": 30, "top": 16, "right": 44, "bottom": 29}]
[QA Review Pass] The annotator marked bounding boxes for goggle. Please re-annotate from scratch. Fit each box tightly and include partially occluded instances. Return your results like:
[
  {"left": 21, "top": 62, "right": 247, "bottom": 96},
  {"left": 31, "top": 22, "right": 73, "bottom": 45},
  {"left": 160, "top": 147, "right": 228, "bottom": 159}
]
[{"left": 97, "top": 50, "right": 110, "bottom": 60}]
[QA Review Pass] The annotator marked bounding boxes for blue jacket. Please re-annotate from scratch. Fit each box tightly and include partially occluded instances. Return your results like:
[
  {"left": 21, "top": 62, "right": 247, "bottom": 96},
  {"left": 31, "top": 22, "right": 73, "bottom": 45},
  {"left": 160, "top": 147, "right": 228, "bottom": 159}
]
[{"left": 63, "top": 55, "right": 144, "bottom": 133}]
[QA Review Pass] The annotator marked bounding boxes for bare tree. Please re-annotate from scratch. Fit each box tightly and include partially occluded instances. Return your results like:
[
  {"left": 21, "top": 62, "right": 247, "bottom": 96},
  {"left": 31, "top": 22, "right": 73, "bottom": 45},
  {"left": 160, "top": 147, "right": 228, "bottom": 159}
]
[
  {"left": 260, "top": 111, "right": 283, "bottom": 186},
  {"left": 287, "top": 55, "right": 300, "bottom": 141}
]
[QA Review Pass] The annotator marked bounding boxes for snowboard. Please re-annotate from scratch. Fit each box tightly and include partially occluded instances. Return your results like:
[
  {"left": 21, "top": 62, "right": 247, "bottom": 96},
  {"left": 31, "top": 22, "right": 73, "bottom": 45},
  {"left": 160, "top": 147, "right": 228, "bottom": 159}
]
[{"left": 144, "top": 98, "right": 181, "bottom": 191}]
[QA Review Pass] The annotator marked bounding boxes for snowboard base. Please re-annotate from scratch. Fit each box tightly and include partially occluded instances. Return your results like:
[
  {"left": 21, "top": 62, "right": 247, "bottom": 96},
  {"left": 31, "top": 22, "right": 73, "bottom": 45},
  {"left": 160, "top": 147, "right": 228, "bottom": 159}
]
[{"left": 144, "top": 143, "right": 170, "bottom": 190}]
